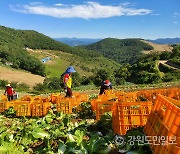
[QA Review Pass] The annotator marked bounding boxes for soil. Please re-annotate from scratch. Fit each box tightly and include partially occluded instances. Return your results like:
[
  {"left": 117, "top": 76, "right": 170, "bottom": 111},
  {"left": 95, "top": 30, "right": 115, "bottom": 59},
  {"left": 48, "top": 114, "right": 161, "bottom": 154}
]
[
  {"left": 141, "top": 40, "right": 173, "bottom": 54},
  {"left": 0, "top": 66, "right": 45, "bottom": 88}
]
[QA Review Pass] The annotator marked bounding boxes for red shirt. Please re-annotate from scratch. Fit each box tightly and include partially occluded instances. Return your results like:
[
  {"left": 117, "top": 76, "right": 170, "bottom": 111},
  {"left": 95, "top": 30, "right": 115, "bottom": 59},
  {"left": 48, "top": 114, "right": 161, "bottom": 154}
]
[
  {"left": 63, "top": 74, "right": 70, "bottom": 83},
  {"left": 5, "top": 87, "right": 15, "bottom": 96}
]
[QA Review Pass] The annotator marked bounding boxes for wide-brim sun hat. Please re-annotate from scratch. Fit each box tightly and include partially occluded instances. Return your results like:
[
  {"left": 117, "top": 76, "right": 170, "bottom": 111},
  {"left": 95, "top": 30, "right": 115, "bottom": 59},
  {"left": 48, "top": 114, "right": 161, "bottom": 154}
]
[
  {"left": 104, "top": 80, "right": 111, "bottom": 86},
  {"left": 65, "top": 66, "right": 76, "bottom": 73},
  {"left": 6, "top": 84, "right": 11, "bottom": 87}
]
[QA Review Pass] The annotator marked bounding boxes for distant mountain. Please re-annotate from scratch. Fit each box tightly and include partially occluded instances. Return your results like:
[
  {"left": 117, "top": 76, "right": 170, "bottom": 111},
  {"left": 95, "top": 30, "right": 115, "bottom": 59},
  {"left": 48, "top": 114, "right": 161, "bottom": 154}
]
[
  {"left": 81, "top": 38, "right": 154, "bottom": 64},
  {"left": 54, "top": 37, "right": 102, "bottom": 46},
  {"left": 148, "top": 38, "right": 180, "bottom": 44}
]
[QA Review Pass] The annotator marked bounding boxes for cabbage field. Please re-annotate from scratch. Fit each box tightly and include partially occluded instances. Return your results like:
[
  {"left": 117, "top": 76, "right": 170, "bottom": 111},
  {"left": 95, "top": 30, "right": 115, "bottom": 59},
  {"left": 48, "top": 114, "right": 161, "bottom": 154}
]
[{"left": 0, "top": 102, "right": 152, "bottom": 154}]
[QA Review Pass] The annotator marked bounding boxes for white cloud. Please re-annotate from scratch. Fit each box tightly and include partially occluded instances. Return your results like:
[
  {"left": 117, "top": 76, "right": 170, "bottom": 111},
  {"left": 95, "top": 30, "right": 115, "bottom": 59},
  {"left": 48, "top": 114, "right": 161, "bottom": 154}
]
[
  {"left": 10, "top": 2, "right": 152, "bottom": 19},
  {"left": 54, "top": 4, "right": 63, "bottom": 6}
]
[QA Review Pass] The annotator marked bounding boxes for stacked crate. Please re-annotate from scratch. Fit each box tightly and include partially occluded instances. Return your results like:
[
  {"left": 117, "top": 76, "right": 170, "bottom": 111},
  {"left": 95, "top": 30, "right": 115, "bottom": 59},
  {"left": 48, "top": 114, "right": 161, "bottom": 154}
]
[
  {"left": 137, "top": 86, "right": 180, "bottom": 102},
  {"left": 31, "top": 100, "right": 51, "bottom": 116},
  {"left": 51, "top": 92, "right": 89, "bottom": 114},
  {"left": 0, "top": 95, "right": 51, "bottom": 117},
  {"left": 90, "top": 90, "right": 118, "bottom": 120},
  {"left": 112, "top": 101, "right": 152, "bottom": 135},
  {"left": 144, "top": 94, "right": 180, "bottom": 154}
]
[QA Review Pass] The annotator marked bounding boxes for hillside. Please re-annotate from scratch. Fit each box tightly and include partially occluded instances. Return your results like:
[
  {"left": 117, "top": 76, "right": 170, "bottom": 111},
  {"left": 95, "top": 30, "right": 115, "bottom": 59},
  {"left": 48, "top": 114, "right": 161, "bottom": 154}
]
[
  {"left": 26, "top": 48, "right": 121, "bottom": 78},
  {"left": 0, "top": 66, "right": 44, "bottom": 88},
  {"left": 0, "top": 47, "right": 121, "bottom": 87},
  {"left": 81, "top": 38, "right": 154, "bottom": 64},
  {"left": 141, "top": 40, "right": 173, "bottom": 54},
  {"left": 0, "top": 26, "right": 101, "bottom": 76}
]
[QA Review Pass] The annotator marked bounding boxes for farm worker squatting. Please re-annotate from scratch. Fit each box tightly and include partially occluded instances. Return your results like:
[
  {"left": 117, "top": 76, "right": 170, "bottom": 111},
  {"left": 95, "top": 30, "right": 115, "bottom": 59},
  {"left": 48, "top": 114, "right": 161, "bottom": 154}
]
[
  {"left": 4, "top": 84, "right": 16, "bottom": 101},
  {"left": 99, "top": 80, "right": 112, "bottom": 95},
  {"left": 63, "top": 66, "right": 76, "bottom": 97}
]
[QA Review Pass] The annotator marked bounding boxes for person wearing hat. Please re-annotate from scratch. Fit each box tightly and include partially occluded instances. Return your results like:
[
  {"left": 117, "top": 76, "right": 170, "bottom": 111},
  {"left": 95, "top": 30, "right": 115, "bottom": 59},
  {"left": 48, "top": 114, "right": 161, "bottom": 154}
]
[
  {"left": 63, "top": 66, "right": 76, "bottom": 97},
  {"left": 99, "top": 80, "right": 112, "bottom": 95},
  {"left": 4, "top": 84, "right": 15, "bottom": 101}
]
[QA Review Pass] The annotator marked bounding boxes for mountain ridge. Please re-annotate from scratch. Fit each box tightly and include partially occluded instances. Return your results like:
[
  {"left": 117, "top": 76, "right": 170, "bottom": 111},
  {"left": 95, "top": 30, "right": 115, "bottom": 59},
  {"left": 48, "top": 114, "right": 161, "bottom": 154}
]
[
  {"left": 148, "top": 37, "right": 180, "bottom": 44},
  {"left": 54, "top": 37, "right": 102, "bottom": 46}
]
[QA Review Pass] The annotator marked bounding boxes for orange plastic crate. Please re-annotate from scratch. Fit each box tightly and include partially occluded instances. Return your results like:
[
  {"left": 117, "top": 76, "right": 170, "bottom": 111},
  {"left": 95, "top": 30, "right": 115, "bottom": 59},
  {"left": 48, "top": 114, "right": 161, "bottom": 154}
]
[
  {"left": 0, "top": 94, "right": 8, "bottom": 101},
  {"left": 144, "top": 95, "right": 180, "bottom": 154},
  {"left": 80, "top": 94, "right": 89, "bottom": 102},
  {"left": 136, "top": 87, "right": 180, "bottom": 102},
  {"left": 4, "top": 100, "right": 32, "bottom": 116},
  {"left": 137, "top": 90, "right": 153, "bottom": 101},
  {"left": 90, "top": 99, "right": 97, "bottom": 111},
  {"left": 5, "top": 101, "right": 16, "bottom": 109},
  {"left": 16, "top": 103, "right": 31, "bottom": 116},
  {"left": 168, "top": 144, "right": 180, "bottom": 154},
  {"left": 21, "top": 95, "right": 34, "bottom": 101},
  {"left": 96, "top": 100, "right": 117, "bottom": 120},
  {"left": 50, "top": 94, "right": 64, "bottom": 103},
  {"left": 153, "top": 95, "right": 180, "bottom": 135},
  {"left": 13, "top": 100, "right": 32, "bottom": 117},
  {"left": 163, "top": 96, "right": 180, "bottom": 107},
  {"left": 31, "top": 102, "right": 51, "bottom": 116},
  {"left": 90, "top": 98, "right": 103, "bottom": 112},
  {"left": 144, "top": 120, "right": 179, "bottom": 154},
  {"left": 55, "top": 98, "right": 73, "bottom": 114},
  {"left": 112, "top": 101, "right": 152, "bottom": 135},
  {"left": 118, "top": 92, "right": 138, "bottom": 102},
  {"left": 98, "top": 95, "right": 116, "bottom": 102},
  {"left": 0, "top": 102, "right": 5, "bottom": 112}
]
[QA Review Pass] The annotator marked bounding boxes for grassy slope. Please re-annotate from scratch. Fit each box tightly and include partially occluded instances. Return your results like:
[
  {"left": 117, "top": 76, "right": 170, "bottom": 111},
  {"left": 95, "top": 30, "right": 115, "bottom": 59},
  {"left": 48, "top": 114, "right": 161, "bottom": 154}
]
[{"left": 27, "top": 49, "right": 121, "bottom": 78}]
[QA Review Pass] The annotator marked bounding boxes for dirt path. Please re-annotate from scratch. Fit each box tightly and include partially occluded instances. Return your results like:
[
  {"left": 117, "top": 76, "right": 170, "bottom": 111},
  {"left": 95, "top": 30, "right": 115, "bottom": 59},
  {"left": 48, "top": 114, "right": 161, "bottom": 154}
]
[
  {"left": 159, "top": 60, "right": 179, "bottom": 70},
  {"left": 0, "top": 66, "right": 45, "bottom": 88}
]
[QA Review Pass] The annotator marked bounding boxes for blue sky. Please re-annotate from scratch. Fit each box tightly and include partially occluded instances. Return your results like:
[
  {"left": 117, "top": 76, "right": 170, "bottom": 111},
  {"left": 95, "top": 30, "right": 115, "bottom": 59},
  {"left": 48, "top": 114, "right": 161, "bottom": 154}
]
[{"left": 0, "top": 0, "right": 180, "bottom": 39}]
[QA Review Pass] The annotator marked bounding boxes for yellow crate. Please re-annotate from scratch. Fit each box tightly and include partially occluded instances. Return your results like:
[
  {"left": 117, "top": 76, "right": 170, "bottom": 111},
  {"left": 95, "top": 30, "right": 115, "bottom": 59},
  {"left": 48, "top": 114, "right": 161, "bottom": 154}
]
[
  {"left": 0, "top": 95, "right": 8, "bottom": 101},
  {"left": 16, "top": 103, "right": 31, "bottom": 116},
  {"left": 112, "top": 101, "right": 152, "bottom": 135},
  {"left": 31, "top": 102, "right": 51, "bottom": 117},
  {"left": 0, "top": 102, "right": 6, "bottom": 112}
]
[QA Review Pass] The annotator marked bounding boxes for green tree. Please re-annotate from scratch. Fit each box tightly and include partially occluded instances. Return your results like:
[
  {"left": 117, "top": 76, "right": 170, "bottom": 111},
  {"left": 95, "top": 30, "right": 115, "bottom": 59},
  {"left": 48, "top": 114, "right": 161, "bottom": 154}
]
[
  {"left": 93, "top": 69, "right": 113, "bottom": 86},
  {"left": 114, "top": 66, "right": 130, "bottom": 85}
]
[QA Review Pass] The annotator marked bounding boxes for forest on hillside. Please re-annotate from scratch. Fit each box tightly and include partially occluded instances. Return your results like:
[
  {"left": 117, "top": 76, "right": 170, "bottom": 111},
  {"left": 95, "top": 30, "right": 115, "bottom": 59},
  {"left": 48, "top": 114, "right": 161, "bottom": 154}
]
[
  {"left": 0, "top": 26, "right": 101, "bottom": 76},
  {"left": 80, "top": 38, "right": 154, "bottom": 64},
  {"left": 0, "top": 25, "right": 179, "bottom": 91}
]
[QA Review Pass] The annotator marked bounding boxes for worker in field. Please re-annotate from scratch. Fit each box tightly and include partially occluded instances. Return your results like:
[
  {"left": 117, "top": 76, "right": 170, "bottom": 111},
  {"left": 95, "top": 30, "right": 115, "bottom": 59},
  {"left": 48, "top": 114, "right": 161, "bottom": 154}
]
[
  {"left": 4, "top": 84, "right": 16, "bottom": 101},
  {"left": 99, "top": 80, "right": 112, "bottom": 95},
  {"left": 63, "top": 66, "right": 76, "bottom": 97}
]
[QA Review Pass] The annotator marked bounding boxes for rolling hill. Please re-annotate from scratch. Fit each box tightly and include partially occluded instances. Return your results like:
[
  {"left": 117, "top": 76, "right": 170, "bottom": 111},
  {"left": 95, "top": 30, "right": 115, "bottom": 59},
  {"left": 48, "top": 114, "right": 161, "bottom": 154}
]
[
  {"left": 0, "top": 48, "right": 121, "bottom": 87},
  {"left": 0, "top": 25, "right": 179, "bottom": 87},
  {"left": 0, "top": 25, "right": 101, "bottom": 76},
  {"left": 81, "top": 38, "right": 154, "bottom": 64},
  {"left": 0, "top": 25, "right": 121, "bottom": 85}
]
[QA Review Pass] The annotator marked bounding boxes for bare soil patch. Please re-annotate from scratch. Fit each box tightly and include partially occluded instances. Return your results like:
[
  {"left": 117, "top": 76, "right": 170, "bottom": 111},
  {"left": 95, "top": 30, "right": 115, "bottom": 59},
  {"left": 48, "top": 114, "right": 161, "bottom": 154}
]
[
  {"left": 141, "top": 40, "right": 173, "bottom": 54},
  {"left": 0, "top": 66, "right": 45, "bottom": 88}
]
